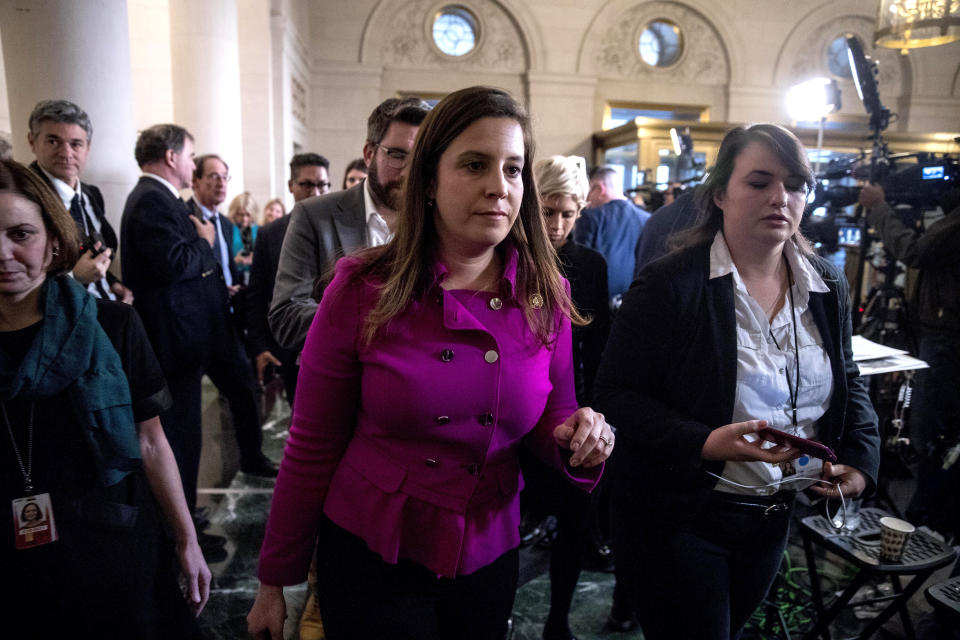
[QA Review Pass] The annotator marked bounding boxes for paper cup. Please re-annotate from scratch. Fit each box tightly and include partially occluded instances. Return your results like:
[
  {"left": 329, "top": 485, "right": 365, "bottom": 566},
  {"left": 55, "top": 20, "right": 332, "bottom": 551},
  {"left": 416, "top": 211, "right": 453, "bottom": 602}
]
[{"left": 879, "top": 516, "right": 915, "bottom": 562}]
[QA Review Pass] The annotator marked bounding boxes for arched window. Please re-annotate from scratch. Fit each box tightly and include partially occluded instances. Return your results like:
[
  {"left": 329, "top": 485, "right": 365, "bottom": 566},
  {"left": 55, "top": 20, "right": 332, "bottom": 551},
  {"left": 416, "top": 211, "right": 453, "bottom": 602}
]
[
  {"left": 638, "top": 20, "right": 683, "bottom": 67},
  {"left": 432, "top": 6, "right": 479, "bottom": 57}
]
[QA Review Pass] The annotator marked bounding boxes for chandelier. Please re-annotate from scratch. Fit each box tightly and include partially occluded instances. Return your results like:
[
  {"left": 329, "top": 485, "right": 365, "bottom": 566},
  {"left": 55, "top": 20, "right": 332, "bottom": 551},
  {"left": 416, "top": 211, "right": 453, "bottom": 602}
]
[{"left": 875, "top": 0, "right": 960, "bottom": 51}]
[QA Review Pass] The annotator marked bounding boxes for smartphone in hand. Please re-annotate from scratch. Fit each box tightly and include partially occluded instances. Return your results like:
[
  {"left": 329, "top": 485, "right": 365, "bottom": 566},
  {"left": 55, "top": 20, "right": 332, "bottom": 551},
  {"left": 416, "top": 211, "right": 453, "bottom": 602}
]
[{"left": 758, "top": 427, "right": 838, "bottom": 463}]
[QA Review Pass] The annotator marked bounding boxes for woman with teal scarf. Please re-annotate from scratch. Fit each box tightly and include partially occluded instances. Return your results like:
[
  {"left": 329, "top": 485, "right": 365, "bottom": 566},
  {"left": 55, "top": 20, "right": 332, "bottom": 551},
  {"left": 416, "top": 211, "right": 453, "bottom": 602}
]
[
  {"left": 0, "top": 160, "right": 209, "bottom": 637},
  {"left": 228, "top": 191, "right": 260, "bottom": 286}
]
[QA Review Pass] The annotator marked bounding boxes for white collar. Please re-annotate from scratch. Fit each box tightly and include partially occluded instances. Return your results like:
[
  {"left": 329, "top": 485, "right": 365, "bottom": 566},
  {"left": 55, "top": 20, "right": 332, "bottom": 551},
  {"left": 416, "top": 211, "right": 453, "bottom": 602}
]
[
  {"left": 142, "top": 172, "right": 182, "bottom": 199},
  {"left": 362, "top": 178, "right": 387, "bottom": 225},
  {"left": 196, "top": 201, "right": 219, "bottom": 220},
  {"left": 39, "top": 166, "right": 78, "bottom": 209},
  {"left": 708, "top": 231, "right": 829, "bottom": 304}
]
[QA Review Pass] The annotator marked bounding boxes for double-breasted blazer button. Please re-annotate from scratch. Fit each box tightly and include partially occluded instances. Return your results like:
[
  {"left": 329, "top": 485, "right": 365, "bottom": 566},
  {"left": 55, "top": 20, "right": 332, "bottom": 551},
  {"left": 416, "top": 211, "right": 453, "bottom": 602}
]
[
  {"left": 489, "top": 297, "right": 503, "bottom": 310},
  {"left": 466, "top": 463, "right": 481, "bottom": 475},
  {"left": 424, "top": 458, "right": 439, "bottom": 467},
  {"left": 478, "top": 413, "right": 494, "bottom": 426},
  {"left": 440, "top": 348, "right": 454, "bottom": 362},
  {"left": 484, "top": 350, "right": 499, "bottom": 363},
  {"left": 435, "top": 416, "right": 450, "bottom": 425}
]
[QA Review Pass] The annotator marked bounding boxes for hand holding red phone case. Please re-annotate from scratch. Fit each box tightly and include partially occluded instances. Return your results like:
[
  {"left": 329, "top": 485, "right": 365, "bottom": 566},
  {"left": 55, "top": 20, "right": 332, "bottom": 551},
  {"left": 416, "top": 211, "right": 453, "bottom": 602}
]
[{"left": 757, "top": 427, "right": 837, "bottom": 463}]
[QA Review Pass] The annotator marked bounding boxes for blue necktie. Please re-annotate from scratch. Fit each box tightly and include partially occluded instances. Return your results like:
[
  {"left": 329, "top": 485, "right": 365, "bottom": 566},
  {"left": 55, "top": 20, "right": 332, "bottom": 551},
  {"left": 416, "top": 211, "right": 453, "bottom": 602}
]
[{"left": 210, "top": 215, "right": 232, "bottom": 287}]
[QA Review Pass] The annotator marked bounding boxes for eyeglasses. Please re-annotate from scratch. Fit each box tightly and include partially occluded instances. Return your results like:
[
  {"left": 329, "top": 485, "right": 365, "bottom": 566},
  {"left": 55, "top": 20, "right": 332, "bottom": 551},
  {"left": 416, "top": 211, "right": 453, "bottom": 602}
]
[
  {"left": 205, "top": 173, "right": 231, "bottom": 183},
  {"left": 375, "top": 144, "right": 411, "bottom": 169},
  {"left": 297, "top": 180, "right": 332, "bottom": 191}
]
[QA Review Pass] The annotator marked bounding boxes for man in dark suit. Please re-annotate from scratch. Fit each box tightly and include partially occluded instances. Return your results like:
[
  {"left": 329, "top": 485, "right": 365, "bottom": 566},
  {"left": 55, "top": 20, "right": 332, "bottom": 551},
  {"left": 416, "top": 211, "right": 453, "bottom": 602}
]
[
  {"left": 269, "top": 97, "right": 431, "bottom": 352},
  {"left": 120, "top": 126, "right": 276, "bottom": 528},
  {"left": 244, "top": 153, "right": 331, "bottom": 406},
  {"left": 187, "top": 154, "right": 240, "bottom": 288},
  {"left": 27, "top": 99, "right": 133, "bottom": 303}
]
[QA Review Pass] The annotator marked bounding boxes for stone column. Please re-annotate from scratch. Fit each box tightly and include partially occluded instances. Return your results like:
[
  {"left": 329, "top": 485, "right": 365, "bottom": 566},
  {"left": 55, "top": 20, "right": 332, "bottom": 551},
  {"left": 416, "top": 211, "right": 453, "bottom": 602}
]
[
  {"left": 169, "top": 0, "right": 245, "bottom": 197},
  {"left": 0, "top": 0, "right": 140, "bottom": 229},
  {"left": 237, "top": 0, "right": 276, "bottom": 205}
]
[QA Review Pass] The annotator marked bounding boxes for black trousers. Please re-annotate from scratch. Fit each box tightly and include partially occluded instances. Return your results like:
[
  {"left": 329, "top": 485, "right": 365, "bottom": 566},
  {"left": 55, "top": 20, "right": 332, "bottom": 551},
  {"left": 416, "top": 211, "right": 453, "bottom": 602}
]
[
  {"left": 907, "top": 331, "right": 960, "bottom": 542},
  {"left": 518, "top": 449, "right": 614, "bottom": 631},
  {"left": 162, "top": 334, "right": 263, "bottom": 511},
  {"left": 315, "top": 517, "right": 517, "bottom": 640},
  {"left": 615, "top": 491, "right": 793, "bottom": 640},
  {"left": 279, "top": 356, "right": 299, "bottom": 410}
]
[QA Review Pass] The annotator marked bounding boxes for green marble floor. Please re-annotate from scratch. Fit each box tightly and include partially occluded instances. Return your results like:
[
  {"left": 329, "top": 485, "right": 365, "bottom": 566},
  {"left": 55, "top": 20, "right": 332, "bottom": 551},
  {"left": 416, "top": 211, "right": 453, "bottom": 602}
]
[
  {"left": 192, "top": 378, "right": 953, "bottom": 639},
  {"left": 511, "top": 570, "right": 643, "bottom": 640}
]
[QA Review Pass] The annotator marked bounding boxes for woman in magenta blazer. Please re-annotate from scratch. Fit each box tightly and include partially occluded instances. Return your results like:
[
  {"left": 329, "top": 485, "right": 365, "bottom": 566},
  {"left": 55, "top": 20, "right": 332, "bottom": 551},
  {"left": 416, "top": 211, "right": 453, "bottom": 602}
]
[{"left": 247, "top": 86, "right": 614, "bottom": 640}]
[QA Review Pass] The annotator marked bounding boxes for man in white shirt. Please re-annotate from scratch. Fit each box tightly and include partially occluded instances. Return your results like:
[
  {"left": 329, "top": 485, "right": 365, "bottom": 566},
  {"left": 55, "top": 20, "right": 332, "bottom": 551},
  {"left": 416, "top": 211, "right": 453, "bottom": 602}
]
[
  {"left": 27, "top": 99, "right": 133, "bottom": 302},
  {"left": 269, "top": 97, "right": 432, "bottom": 352},
  {"left": 120, "top": 126, "right": 277, "bottom": 558}
]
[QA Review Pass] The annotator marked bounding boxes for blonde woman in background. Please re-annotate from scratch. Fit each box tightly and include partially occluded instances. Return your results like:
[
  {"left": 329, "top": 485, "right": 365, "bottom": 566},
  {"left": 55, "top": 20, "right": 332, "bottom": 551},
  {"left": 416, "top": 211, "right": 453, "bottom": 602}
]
[{"left": 227, "top": 192, "right": 260, "bottom": 286}]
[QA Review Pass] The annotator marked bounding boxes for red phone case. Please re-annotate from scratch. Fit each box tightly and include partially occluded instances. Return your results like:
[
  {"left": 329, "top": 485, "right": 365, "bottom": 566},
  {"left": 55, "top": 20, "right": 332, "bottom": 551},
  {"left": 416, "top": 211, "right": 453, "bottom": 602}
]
[{"left": 757, "top": 427, "right": 838, "bottom": 463}]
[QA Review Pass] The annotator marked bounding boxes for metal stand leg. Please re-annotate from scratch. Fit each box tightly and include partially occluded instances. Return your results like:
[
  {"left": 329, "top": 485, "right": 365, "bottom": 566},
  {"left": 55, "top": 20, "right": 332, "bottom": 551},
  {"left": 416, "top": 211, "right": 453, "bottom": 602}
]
[
  {"left": 802, "top": 528, "right": 846, "bottom": 640},
  {"left": 856, "top": 571, "right": 932, "bottom": 639},
  {"left": 803, "top": 569, "right": 871, "bottom": 640},
  {"left": 891, "top": 575, "right": 917, "bottom": 640}
]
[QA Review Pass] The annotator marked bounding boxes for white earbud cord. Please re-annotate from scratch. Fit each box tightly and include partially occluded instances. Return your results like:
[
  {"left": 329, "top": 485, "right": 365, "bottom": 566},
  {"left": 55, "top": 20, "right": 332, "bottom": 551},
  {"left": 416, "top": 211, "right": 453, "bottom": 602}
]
[{"left": 705, "top": 471, "right": 856, "bottom": 533}]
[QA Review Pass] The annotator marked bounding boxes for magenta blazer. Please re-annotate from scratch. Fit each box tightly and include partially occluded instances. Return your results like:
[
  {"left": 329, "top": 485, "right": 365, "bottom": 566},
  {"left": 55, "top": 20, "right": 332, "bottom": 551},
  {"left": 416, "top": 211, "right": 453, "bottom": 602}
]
[{"left": 258, "top": 246, "right": 601, "bottom": 583}]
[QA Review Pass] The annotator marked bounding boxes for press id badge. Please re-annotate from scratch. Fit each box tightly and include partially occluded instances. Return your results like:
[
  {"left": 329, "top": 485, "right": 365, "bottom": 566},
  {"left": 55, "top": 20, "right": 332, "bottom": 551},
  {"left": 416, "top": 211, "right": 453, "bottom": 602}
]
[
  {"left": 779, "top": 454, "right": 824, "bottom": 490},
  {"left": 12, "top": 493, "right": 57, "bottom": 549}
]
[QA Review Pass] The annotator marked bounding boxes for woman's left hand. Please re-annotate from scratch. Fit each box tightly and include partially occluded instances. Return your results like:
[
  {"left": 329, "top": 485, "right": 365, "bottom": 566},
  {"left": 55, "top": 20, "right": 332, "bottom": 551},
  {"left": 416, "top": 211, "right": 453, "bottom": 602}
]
[
  {"left": 177, "top": 539, "right": 212, "bottom": 615},
  {"left": 553, "top": 407, "right": 614, "bottom": 468},
  {"left": 810, "top": 462, "right": 867, "bottom": 500}
]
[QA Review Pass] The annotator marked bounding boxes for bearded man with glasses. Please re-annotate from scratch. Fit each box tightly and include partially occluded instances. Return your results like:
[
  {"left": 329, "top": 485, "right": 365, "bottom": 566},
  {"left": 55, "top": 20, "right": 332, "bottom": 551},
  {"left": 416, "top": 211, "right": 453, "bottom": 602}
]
[{"left": 269, "top": 97, "right": 431, "bottom": 353}]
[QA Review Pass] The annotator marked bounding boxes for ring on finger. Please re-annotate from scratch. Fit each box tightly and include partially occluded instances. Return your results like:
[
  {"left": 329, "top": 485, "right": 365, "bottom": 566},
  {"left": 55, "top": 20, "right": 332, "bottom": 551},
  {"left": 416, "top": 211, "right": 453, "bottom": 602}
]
[{"left": 598, "top": 435, "right": 610, "bottom": 447}]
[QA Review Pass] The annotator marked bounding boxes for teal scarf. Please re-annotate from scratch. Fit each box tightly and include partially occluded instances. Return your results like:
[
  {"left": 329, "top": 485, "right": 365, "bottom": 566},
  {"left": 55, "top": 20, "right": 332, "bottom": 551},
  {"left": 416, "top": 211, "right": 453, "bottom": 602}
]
[{"left": 0, "top": 276, "right": 141, "bottom": 486}]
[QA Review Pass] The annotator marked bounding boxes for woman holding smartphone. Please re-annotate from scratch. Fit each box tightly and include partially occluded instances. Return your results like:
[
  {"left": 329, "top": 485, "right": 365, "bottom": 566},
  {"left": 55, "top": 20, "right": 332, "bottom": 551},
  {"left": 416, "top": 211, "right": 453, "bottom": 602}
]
[{"left": 595, "top": 124, "right": 880, "bottom": 640}]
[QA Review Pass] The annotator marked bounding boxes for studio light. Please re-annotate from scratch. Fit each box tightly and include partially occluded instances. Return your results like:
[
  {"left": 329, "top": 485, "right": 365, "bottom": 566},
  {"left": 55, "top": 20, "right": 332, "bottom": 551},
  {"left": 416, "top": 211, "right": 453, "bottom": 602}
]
[
  {"left": 875, "top": 0, "right": 960, "bottom": 52},
  {"left": 786, "top": 77, "right": 841, "bottom": 174},
  {"left": 786, "top": 77, "right": 841, "bottom": 122}
]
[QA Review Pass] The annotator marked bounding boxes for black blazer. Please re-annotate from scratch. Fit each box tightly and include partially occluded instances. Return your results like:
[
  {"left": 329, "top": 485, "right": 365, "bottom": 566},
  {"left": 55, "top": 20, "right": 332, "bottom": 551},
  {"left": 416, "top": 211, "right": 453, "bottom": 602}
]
[
  {"left": 120, "top": 176, "right": 229, "bottom": 372},
  {"left": 557, "top": 240, "right": 610, "bottom": 405},
  {"left": 595, "top": 241, "right": 880, "bottom": 523},
  {"left": 29, "top": 160, "right": 120, "bottom": 287},
  {"left": 243, "top": 214, "right": 294, "bottom": 361}
]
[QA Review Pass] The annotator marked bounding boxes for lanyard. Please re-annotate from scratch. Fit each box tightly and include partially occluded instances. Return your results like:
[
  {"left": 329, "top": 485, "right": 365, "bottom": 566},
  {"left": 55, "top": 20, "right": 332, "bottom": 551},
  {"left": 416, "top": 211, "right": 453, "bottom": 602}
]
[
  {"left": 767, "top": 259, "right": 800, "bottom": 428},
  {"left": 2, "top": 401, "right": 36, "bottom": 494}
]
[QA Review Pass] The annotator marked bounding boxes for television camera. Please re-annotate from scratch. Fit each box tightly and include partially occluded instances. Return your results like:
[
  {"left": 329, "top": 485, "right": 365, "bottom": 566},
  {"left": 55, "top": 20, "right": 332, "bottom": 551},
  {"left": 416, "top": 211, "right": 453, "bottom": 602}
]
[{"left": 801, "top": 35, "right": 959, "bottom": 338}]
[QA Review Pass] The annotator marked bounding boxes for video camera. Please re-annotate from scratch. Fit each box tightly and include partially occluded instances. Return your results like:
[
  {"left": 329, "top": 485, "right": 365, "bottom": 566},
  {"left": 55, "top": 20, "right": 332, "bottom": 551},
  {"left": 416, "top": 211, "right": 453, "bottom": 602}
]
[
  {"left": 799, "top": 35, "right": 960, "bottom": 335},
  {"left": 804, "top": 35, "right": 958, "bottom": 247}
]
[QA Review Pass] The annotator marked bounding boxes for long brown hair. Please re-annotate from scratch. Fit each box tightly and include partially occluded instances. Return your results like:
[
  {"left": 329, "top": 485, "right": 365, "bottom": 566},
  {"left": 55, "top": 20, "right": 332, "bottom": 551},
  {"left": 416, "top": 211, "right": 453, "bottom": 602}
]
[
  {"left": 0, "top": 159, "right": 80, "bottom": 274},
  {"left": 672, "top": 123, "right": 816, "bottom": 255},
  {"left": 356, "top": 86, "right": 582, "bottom": 345}
]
